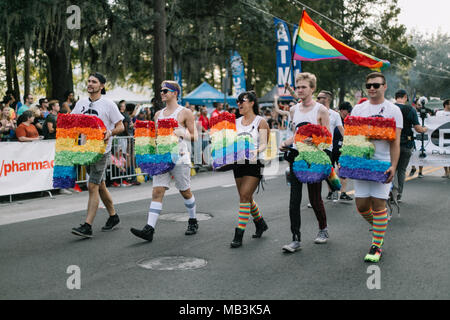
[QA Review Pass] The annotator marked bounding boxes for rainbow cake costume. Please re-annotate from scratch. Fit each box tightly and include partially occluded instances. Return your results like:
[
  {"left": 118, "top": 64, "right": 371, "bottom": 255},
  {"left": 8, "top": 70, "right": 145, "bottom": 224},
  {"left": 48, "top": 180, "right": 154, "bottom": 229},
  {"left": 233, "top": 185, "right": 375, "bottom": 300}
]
[
  {"left": 53, "top": 114, "right": 106, "bottom": 189},
  {"left": 292, "top": 124, "right": 333, "bottom": 184},
  {"left": 210, "top": 112, "right": 256, "bottom": 171},
  {"left": 338, "top": 116, "right": 396, "bottom": 183},
  {"left": 134, "top": 118, "right": 179, "bottom": 176}
]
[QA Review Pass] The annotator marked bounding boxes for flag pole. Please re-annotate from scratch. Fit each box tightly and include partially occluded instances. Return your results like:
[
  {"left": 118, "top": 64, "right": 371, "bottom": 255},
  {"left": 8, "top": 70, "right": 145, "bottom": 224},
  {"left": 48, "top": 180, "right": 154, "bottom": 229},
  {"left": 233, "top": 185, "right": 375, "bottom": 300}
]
[{"left": 285, "top": 8, "right": 305, "bottom": 94}]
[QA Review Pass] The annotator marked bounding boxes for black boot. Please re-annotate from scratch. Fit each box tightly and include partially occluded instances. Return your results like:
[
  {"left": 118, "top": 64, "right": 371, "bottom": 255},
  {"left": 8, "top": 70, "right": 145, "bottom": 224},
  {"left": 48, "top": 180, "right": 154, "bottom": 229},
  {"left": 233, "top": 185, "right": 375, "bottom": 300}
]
[
  {"left": 185, "top": 218, "right": 199, "bottom": 235},
  {"left": 252, "top": 218, "right": 268, "bottom": 238},
  {"left": 230, "top": 228, "right": 245, "bottom": 248},
  {"left": 130, "top": 225, "right": 155, "bottom": 242}
]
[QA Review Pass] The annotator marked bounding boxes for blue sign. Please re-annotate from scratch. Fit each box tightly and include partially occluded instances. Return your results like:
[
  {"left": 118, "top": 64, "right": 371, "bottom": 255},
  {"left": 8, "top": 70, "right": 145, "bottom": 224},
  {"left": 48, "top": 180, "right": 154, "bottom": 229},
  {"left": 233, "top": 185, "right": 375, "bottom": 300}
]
[
  {"left": 274, "top": 17, "right": 294, "bottom": 97},
  {"left": 230, "top": 51, "right": 246, "bottom": 96},
  {"left": 174, "top": 62, "right": 182, "bottom": 103}
]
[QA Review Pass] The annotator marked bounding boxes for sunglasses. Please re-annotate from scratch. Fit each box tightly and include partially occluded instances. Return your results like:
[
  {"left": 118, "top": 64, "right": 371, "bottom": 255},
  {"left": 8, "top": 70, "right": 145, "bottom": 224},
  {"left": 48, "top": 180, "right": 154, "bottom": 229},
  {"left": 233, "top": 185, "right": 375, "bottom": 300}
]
[
  {"left": 365, "top": 83, "right": 384, "bottom": 89},
  {"left": 317, "top": 96, "right": 327, "bottom": 100},
  {"left": 160, "top": 88, "right": 175, "bottom": 94},
  {"left": 236, "top": 98, "right": 249, "bottom": 104}
]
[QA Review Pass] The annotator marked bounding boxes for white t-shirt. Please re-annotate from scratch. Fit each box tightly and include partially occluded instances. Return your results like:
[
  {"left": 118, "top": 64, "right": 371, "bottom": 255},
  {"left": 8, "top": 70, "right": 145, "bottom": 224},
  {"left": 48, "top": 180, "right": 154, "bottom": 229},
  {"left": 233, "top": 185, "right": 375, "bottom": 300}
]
[
  {"left": 72, "top": 97, "right": 124, "bottom": 153},
  {"left": 351, "top": 100, "right": 403, "bottom": 161},
  {"left": 327, "top": 108, "right": 343, "bottom": 151},
  {"left": 435, "top": 110, "right": 450, "bottom": 118}
]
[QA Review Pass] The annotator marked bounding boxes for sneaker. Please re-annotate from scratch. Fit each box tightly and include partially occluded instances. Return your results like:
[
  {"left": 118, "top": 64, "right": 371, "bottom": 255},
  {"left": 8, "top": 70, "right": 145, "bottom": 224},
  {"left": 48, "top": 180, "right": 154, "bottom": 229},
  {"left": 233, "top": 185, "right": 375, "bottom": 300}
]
[
  {"left": 364, "top": 245, "right": 382, "bottom": 263},
  {"left": 418, "top": 172, "right": 424, "bottom": 178},
  {"left": 409, "top": 168, "right": 416, "bottom": 176},
  {"left": 130, "top": 224, "right": 154, "bottom": 242},
  {"left": 314, "top": 228, "right": 329, "bottom": 244},
  {"left": 72, "top": 223, "right": 93, "bottom": 238},
  {"left": 73, "top": 184, "right": 82, "bottom": 192},
  {"left": 60, "top": 189, "right": 72, "bottom": 195},
  {"left": 340, "top": 192, "right": 353, "bottom": 201},
  {"left": 121, "top": 180, "right": 132, "bottom": 187},
  {"left": 397, "top": 194, "right": 402, "bottom": 203},
  {"left": 101, "top": 214, "right": 120, "bottom": 231},
  {"left": 112, "top": 181, "right": 120, "bottom": 187},
  {"left": 185, "top": 218, "right": 199, "bottom": 235},
  {"left": 282, "top": 241, "right": 302, "bottom": 253},
  {"left": 332, "top": 191, "right": 339, "bottom": 202},
  {"left": 307, "top": 203, "right": 312, "bottom": 208},
  {"left": 326, "top": 192, "right": 333, "bottom": 200}
]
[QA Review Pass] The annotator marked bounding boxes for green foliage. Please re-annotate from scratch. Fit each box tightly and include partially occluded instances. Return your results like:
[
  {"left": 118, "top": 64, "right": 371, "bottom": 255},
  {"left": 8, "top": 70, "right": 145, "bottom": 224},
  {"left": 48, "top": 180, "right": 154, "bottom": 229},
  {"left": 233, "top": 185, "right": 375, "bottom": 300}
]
[{"left": 0, "top": 0, "right": 438, "bottom": 104}]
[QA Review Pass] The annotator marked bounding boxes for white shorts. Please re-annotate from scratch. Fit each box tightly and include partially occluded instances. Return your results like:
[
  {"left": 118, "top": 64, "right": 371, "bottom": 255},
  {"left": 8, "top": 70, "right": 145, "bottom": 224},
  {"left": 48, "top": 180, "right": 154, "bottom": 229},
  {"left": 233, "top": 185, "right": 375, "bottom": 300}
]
[
  {"left": 152, "top": 164, "right": 191, "bottom": 191},
  {"left": 353, "top": 180, "right": 392, "bottom": 200}
]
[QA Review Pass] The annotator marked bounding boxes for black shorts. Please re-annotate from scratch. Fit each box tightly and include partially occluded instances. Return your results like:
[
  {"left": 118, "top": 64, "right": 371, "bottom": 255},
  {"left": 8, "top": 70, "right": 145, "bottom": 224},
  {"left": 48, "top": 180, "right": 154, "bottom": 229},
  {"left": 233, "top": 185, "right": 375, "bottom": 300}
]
[{"left": 232, "top": 161, "right": 263, "bottom": 179}]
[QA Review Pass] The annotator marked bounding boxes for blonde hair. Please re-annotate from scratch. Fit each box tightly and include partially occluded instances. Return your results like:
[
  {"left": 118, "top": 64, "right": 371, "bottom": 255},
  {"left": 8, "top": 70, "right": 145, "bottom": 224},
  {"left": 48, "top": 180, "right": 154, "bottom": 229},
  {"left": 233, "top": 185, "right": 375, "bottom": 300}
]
[
  {"left": 29, "top": 106, "right": 41, "bottom": 118},
  {"left": 295, "top": 72, "right": 317, "bottom": 89}
]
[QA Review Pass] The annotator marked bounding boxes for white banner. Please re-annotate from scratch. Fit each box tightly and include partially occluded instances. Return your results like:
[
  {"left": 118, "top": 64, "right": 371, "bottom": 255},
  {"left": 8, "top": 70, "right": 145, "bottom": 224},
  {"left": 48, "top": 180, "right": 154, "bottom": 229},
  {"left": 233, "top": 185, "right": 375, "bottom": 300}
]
[
  {"left": 410, "top": 116, "right": 450, "bottom": 166},
  {"left": 0, "top": 140, "right": 56, "bottom": 196}
]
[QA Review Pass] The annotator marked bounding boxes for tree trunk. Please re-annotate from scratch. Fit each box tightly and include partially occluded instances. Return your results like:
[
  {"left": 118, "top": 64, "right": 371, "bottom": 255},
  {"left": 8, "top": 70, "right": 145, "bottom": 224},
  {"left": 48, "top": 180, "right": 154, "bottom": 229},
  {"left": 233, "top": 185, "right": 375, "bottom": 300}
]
[
  {"left": 24, "top": 47, "right": 31, "bottom": 97},
  {"left": 153, "top": 0, "right": 166, "bottom": 111},
  {"left": 12, "top": 50, "right": 21, "bottom": 103},
  {"left": 5, "top": 40, "right": 13, "bottom": 93},
  {"left": 45, "top": 39, "right": 73, "bottom": 101}
]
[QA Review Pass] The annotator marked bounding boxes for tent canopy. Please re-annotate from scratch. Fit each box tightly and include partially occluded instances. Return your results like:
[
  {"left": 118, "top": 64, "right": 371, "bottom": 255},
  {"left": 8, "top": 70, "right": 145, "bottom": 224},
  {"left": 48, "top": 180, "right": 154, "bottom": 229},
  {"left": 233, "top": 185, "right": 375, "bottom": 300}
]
[
  {"left": 182, "top": 82, "right": 237, "bottom": 107},
  {"left": 103, "top": 87, "right": 153, "bottom": 104},
  {"left": 259, "top": 86, "right": 295, "bottom": 107}
]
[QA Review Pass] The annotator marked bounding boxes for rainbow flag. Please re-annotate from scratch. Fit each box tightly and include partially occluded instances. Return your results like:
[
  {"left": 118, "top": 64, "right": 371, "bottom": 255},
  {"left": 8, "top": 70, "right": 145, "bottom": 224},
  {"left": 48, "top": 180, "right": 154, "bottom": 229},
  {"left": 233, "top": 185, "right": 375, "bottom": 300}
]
[{"left": 293, "top": 10, "right": 390, "bottom": 71}]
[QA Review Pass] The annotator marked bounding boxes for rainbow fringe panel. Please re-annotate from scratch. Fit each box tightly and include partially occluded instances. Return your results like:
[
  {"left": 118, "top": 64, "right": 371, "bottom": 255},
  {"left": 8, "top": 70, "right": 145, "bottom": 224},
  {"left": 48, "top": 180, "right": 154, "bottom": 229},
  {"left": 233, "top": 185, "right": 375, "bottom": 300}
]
[
  {"left": 53, "top": 114, "right": 106, "bottom": 189},
  {"left": 294, "top": 10, "right": 390, "bottom": 72},
  {"left": 339, "top": 116, "right": 396, "bottom": 183},
  {"left": 326, "top": 167, "right": 342, "bottom": 192},
  {"left": 292, "top": 124, "right": 332, "bottom": 184},
  {"left": 210, "top": 112, "right": 256, "bottom": 171}
]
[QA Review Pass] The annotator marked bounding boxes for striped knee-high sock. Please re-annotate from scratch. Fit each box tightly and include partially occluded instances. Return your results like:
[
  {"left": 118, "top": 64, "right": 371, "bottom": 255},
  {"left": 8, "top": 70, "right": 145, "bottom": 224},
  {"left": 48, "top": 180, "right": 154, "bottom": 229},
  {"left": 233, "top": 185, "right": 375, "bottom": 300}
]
[
  {"left": 238, "top": 203, "right": 251, "bottom": 230},
  {"left": 372, "top": 208, "right": 388, "bottom": 248},
  {"left": 358, "top": 208, "right": 373, "bottom": 225},
  {"left": 250, "top": 200, "right": 262, "bottom": 221}
]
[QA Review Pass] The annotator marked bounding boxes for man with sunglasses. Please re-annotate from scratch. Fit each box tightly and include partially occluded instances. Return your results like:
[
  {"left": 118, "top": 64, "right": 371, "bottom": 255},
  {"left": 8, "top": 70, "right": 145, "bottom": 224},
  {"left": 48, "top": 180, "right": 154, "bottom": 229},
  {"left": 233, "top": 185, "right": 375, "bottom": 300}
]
[
  {"left": 350, "top": 72, "right": 403, "bottom": 262},
  {"left": 71, "top": 72, "right": 125, "bottom": 238},
  {"left": 130, "top": 80, "right": 199, "bottom": 242}
]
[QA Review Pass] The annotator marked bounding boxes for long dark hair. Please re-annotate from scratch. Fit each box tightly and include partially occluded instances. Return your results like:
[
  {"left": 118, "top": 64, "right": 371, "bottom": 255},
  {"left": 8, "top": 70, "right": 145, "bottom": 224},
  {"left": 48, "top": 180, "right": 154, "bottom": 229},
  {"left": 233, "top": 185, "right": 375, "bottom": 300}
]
[{"left": 238, "top": 91, "right": 260, "bottom": 115}]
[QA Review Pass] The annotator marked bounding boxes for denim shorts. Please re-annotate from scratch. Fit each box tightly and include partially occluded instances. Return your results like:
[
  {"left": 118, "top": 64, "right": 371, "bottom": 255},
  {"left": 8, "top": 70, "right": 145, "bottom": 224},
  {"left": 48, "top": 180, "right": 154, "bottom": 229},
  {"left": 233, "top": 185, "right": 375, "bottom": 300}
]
[{"left": 87, "top": 152, "right": 110, "bottom": 185}]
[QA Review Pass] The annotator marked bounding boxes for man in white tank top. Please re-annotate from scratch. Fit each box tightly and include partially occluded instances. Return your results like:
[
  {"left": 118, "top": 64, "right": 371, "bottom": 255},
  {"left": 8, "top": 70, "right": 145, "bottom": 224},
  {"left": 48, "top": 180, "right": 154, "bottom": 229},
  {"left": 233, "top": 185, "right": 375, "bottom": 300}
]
[
  {"left": 279, "top": 72, "right": 331, "bottom": 252},
  {"left": 130, "top": 80, "right": 199, "bottom": 242}
]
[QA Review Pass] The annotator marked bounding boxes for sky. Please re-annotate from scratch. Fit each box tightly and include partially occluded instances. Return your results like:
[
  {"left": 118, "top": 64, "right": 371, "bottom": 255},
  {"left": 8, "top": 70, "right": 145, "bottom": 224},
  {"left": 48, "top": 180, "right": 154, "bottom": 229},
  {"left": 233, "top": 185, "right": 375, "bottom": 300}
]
[{"left": 397, "top": 0, "right": 450, "bottom": 35}]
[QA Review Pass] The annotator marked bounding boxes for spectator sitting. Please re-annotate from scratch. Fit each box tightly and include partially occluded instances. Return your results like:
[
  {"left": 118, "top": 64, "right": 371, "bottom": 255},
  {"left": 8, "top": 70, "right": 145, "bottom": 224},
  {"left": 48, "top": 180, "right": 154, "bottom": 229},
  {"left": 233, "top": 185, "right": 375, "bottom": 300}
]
[
  {"left": 15, "top": 110, "right": 43, "bottom": 142},
  {"left": 61, "top": 90, "right": 75, "bottom": 113},
  {"left": 43, "top": 100, "right": 60, "bottom": 139},
  {"left": 29, "top": 106, "right": 45, "bottom": 136},
  {"left": 2, "top": 94, "right": 17, "bottom": 121},
  {"left": 17, "top": 93, "right": 34, "bottom": 116},
  {"left": 1, "top": 104, "right": 17, "bottom": 141},
  {"left": 39, "top": 98, "right": 50, "bottom": 118}
]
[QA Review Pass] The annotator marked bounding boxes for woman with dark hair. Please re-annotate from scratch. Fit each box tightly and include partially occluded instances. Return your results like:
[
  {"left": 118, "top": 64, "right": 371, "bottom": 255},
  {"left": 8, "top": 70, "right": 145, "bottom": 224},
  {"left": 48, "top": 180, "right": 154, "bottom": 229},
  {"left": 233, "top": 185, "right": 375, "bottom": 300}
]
[
  {"left": 15, "top": 110, "right": 43, "bottom": 142},
  {"left": 61, "top": 90, "right": 75, "bottom": 113},
  {"left": 230, "top": 91, "right": 270, "bottom": 248}
]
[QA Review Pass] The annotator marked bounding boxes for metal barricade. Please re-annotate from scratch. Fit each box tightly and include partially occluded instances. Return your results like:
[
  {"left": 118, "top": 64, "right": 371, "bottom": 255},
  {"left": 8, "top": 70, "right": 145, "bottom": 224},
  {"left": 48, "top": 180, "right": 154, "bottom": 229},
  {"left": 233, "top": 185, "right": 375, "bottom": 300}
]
[{"left": 109, "top": 136, "right": 146, "bottom": 183}]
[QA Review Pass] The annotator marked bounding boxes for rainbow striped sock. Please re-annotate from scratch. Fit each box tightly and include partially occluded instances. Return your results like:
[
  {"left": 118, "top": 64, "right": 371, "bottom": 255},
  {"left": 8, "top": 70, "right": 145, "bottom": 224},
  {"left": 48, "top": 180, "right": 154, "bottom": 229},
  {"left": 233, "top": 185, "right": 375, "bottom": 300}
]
[
  {"left": 358, "top": 208, "right": 373, "bottom": 225},
  {"left": 250, "top": 200, "right": 262, "bottom": 221},
  {"left": 238, "top": 203, "right": 251, "bottom": 230},
  {"left": 372, "top": 208, "right": 388, "bottom": 248}
]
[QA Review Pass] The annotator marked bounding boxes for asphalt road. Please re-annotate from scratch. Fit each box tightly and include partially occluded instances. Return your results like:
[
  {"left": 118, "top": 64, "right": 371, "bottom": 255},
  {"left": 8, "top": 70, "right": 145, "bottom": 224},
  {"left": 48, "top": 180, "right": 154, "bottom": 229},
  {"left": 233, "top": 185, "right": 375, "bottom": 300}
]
[{"left": 0, "top": 166, "right": 449, "bottom": 300}]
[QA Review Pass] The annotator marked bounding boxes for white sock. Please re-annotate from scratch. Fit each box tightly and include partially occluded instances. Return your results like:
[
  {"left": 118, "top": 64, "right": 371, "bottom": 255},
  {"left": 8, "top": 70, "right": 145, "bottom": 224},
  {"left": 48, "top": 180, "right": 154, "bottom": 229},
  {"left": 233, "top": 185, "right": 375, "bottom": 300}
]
[
  {"left": 147, "top": 201, "right": 162, "bottom": 228},
  {"left": 184, "top": 196, "right": 196, "bottom": 219}
]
